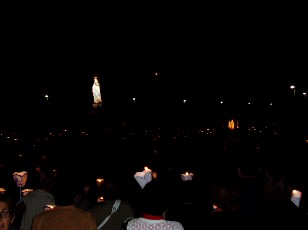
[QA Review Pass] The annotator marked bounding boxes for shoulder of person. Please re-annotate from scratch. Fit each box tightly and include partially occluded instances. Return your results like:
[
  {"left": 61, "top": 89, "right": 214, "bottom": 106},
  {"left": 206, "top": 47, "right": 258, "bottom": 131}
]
[{"left": 121, "top": 217, "right": 134, "bottom": 230}]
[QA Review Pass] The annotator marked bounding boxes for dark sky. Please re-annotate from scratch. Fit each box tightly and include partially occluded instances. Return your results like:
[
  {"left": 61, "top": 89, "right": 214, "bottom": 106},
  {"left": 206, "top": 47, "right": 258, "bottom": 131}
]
[{"left": 1, "top": 7, "right": 307, "bottom": 122}]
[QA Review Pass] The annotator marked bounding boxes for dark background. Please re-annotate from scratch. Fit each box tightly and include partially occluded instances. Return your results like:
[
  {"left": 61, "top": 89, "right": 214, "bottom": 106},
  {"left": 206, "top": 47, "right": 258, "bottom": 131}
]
[{"left": 1, "top": 6, "right": 307, "bottom": 128}]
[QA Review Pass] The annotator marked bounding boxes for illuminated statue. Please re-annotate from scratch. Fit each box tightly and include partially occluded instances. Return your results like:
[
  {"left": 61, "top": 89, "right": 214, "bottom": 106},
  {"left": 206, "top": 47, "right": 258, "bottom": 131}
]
[{"left": 92, "top": 76, "right": 102, "bottom": 104}]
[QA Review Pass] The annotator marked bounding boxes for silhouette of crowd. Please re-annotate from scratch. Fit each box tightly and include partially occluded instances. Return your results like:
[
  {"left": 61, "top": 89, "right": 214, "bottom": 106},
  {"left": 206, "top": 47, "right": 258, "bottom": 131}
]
[{"left": 1, "top": 125, "right": 307, "bottom": 229}]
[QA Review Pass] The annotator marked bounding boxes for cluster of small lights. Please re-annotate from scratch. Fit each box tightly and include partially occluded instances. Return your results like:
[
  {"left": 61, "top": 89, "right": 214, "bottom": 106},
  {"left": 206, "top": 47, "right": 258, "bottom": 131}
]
[
  {"left": 126, "top": 95, "right": 306, "bottom": 107},
  {"left": 40, "top": 81, "right": 307, "bottom": 109}
]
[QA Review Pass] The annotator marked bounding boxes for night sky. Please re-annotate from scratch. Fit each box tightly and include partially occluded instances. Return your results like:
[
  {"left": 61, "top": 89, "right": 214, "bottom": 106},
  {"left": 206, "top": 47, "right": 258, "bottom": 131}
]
[{"left": 1, "top": 8, "right": 307, "bottom": 126}]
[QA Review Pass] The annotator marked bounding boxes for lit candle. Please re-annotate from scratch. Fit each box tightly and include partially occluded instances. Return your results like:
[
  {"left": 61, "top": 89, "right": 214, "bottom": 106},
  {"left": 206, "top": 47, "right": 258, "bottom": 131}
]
[
  {"left": 144, "top": 166, "right": 151, "bottom": 172},
  {"left": 180, "top": 172, "right": 194, "bottom": 181},
  {"left": 292, "top": 189, "right": 302, "bottom": 198},
  {"left": 291, "top": 189, "right": 302, "bottom": 207},
  {"left": 22, "top": 189, "right": 33, "bottom": 196},
  {"left": 134, "top": 167, "right": 153, "bottom": 189},
  {"left": 144, "top": 167, "right": 153, "bottom": 180},
  {"left": 212, "top": 204, "right": 222, "bottom": 212},
  {"left": 44, "top": 204, "right": 56, "bottom": 211},
  {"left": 96, "top": 178, "right": 104, "bottom": 187},
  {"left": 97, "top": 196, "right": 104, "bottom": 202}
]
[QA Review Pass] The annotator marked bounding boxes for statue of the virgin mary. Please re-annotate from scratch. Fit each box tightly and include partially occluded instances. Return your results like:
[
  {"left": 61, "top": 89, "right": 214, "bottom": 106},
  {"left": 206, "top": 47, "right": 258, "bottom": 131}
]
[{"left": 92, "top": 76, "right": 102, "bottom": 105}]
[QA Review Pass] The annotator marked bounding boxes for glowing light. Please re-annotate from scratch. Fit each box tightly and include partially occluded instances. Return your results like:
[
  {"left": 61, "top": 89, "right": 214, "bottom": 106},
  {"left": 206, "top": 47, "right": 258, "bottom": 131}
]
[
  {"left": 96, "top": 178, "right": 104, "bottom": 187},
  {"left": 144, "top": 166, "right": 151, "bottom": 172}
]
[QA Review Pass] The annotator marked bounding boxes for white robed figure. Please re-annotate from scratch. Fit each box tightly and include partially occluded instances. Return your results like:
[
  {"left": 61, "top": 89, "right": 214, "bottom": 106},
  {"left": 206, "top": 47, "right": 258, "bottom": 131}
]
[{"left": 92, "top": 76, "right": 102, "bottom": 104}]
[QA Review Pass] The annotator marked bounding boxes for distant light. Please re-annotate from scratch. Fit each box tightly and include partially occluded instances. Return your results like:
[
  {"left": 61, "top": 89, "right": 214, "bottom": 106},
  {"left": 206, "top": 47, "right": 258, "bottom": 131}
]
[
  {"left": 183, "top": 99, "right": 186, "bottom": 104},
  {"left": 248, "top": 102, "right": 251, "bottom": 105},
  {"left": 133, "top": 97, "right": 136, "bottom": 102},
  {"left": 220, "top": 101, "right": 223, "bottom": 104},
  {"left": 290, "top": 85, "right": 295, "bottom": 89},
  {"left": 45, "top": 94, "right": 48, "bottom": 98},
  {"left": 270, "top": 102, "right": 273, "bottom": 106},
  {"left": 303, "top": 92, "right": 307, "bottom": 96}
]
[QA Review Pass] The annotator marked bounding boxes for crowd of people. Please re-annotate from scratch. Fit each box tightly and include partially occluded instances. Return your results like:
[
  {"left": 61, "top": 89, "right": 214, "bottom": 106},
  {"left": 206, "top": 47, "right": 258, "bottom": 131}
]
[{"left": 0, "top": 122, "right": 307, "bottom": 229}]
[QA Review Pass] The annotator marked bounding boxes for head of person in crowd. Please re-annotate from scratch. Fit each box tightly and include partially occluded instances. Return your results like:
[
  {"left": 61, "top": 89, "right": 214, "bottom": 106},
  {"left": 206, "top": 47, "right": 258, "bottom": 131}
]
[
  {"left": 256, "top": 159, "right": 308, "bottom": 229},
  {"left": 38, "top": 169, "right": 55, "bottom": 193},
  {"left": 74, "top": 177, "right": 97, "bottom": 210},
  {"left": 32, "top": 172, "right": 98, "bottom": 230},
  {"left": 100, "top": 178, "right": 121, "bottom": 201},
  {"left": 209, "top": 177, "right": 241, "bottom": 212},
  {"left": 27, "top": 165, "right": 55, "bottom": 193},
  {"left": 0, "top": 194, "right": 18, "bottom": 230},
  {"left": 141, "top": 179, "right": 169, "bottom": 216},
  {"left": 53, "top": 172, "right": 77, "bottom": 206},
  {"left": 259, "top": 161, "right": 291, "bottom": 201}
]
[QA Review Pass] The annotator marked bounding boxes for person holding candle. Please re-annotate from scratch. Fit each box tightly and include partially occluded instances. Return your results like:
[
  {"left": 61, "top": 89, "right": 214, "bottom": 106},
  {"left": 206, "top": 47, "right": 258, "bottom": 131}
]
[
  {"left": 73, "top": 177, "right": 97, "bottom": 211},
  {"left": 17, "top": 170, "right": 55, "bottom": 230},
  {"left": 88, "top": 179, "right": 135, "bottom": 230},
  {"left": 254, "top": 161, "right": 308, "bottom": 228},
  {"left": 207, "top": 176, "right": 242, "bottom": 228},
  {"left": 32, "top": 173, "right": 97, "bottom": 230}
]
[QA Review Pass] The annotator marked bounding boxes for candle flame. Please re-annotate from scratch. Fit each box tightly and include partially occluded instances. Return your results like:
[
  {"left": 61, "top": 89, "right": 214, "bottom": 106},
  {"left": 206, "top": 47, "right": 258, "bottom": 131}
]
[
  {"left": 144, "top": 166, "right": 151, "bottom": 171},
  {"left": 292, "top": 189, "right": 302, "bottom": 198},
  {"left": 97, "top": 196, "right": 104, "bottom": 202},
  {"left": 44, "top": 204, "right": 56, "bottom": 211}
]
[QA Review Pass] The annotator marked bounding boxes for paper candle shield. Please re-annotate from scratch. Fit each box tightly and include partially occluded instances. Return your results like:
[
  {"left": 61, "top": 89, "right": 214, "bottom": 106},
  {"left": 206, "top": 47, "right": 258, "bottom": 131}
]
[
  {"left": 180, "top": 173, "right": 194, "bottom": 181},
  {"left": 134, "top": 171, "right": 152, "bottom": 189},
  {"left": 291, "top": 190, "right": 302, "bottom": 207},
  {"left": 13, "top": 171, "right": 28, "bottom": 187}
]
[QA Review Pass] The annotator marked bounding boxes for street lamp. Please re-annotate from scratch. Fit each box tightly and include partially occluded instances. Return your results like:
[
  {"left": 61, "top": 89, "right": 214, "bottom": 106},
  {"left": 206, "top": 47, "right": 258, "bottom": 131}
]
[{"left": 290, "top": 85, "right": 296, "bottom": 99}]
